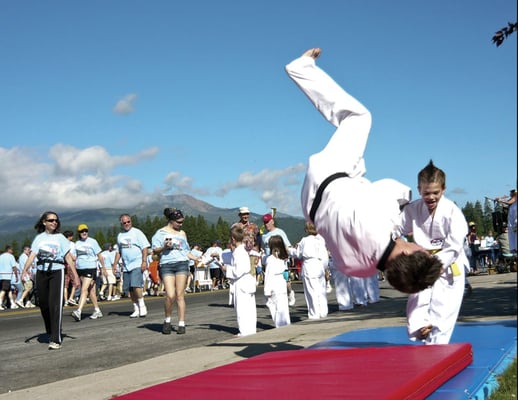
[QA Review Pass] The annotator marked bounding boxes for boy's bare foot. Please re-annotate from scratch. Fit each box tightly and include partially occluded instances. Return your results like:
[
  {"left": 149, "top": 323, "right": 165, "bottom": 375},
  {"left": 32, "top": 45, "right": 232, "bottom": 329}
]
[
  {"left": 416, "top": 324, "right": 433, "bottom": 340},
  {"left": 303, "top": 48, "right": 321, "bottom": 59}
]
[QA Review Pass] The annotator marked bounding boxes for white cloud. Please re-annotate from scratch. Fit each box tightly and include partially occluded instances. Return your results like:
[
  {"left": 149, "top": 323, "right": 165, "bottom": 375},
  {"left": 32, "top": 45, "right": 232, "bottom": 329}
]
[
  {"left": 113, "top": 93, "right": 138, "bottom": 115},
  {"left": 0, "top": 145, "right": 157, "bottom": 214},
  {"left": 215, "top": 164, "right": 306, "bottom": 215},
  {"left": 0, "top": 145, "right": 305, "bottom": 217}
]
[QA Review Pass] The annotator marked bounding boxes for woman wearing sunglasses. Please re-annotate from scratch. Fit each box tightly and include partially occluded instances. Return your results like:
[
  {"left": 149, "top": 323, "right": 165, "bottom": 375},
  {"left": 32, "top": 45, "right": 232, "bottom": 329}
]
[{"left": 22, "top": 211, "right": 80, "bottom": 350}]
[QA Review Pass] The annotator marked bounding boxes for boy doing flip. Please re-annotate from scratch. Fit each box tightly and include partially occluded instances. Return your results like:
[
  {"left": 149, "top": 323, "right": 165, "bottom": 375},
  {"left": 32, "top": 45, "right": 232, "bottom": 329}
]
[{"left": 285, "top": 48, "right": 442, "bottom": 294}]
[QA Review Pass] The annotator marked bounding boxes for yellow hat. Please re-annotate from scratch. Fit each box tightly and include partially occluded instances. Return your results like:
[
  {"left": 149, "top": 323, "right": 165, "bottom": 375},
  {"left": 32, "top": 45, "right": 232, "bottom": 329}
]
[
  {"left": 77, "top": 223, "right": 89, "bottom": 231},
  {"left": 468, "top": 221, "right": 476, "bottom": 227}
]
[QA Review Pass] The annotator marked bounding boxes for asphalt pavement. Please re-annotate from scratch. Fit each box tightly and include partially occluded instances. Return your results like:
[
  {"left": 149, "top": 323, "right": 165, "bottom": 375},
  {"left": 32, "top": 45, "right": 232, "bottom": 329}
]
[{"left": 0, "top": 272, "right": 516, "bottom": 400}]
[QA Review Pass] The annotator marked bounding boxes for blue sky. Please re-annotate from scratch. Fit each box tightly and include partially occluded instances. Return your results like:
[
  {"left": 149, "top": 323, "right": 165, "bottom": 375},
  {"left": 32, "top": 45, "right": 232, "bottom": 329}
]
[{"left": 1, "top": 1, "right": 516, "bottom": 218}]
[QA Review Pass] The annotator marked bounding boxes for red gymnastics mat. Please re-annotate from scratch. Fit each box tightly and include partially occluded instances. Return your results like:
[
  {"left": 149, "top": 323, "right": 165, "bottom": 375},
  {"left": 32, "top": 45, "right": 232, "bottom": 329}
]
[{"left": 116, "top": 343, "right": 472, "bottom": 400}]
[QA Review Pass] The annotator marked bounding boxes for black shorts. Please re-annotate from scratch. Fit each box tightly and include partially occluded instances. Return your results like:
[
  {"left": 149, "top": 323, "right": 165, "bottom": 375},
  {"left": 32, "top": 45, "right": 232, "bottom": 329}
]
[
  {"left": 209, "top": 268, "right": 222, "bottom": 280},
  {"left": 77, "top": 268, "right": 97, "bottom": 279},
  {"left": 0, "top": 279, "right": 11, "bottom": 292}
]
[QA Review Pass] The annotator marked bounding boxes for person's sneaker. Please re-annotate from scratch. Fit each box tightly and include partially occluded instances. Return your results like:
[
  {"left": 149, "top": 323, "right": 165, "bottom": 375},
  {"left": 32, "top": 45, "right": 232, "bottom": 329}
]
[
  {"left": 326, "top": 283, "right": 333, "bottom": 294},
  {"left": 139, "top": 306, "right": 147, "bottom": 317},
  {"left": 16, "top": 300, "right": 25, "bottom": 308},
  {"left": 288, "top": 290, "right": 296, "bottom": 306},
  {"left": 71, "top": 310, "right": 81, "bottom": 321},
  {"left": 129, "top": 306, "right": 140, "bottom": 318},
  {"left": 0, "top": 305, "right": 5, "bottom": 311},
  {"left": 111, "top": 295, "right": 120, "bottom": 301},
  {"left": 48, "top": 342, "right": 62, "bottom": 350},
  {"left": 106, "top": 296, "right": 112, "bottom": 301},
  {"left": 177, "top": 325, "right": 186, "bottom": 335},
  {"left": 68, "top": 298, "right": 78, "bottom": 306},
  {"left": 11, "top": 303, "right": 19, "bottom": 309},
  {"left": 162, "top": 321, "right": 172, "bottom": 334},
  {"left": 90, "top": 310, "right": 103, "bottom": 319},
  {"left": 25, "top": 301, "right": 36, "bottom": 308}
]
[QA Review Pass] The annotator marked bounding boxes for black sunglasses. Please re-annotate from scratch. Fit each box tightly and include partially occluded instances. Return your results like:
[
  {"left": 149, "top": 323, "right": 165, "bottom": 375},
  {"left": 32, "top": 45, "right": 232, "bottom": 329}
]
[
  {"left": 79, "top": 229, "right": 89, "bottom": 233},
  {"left": 46, "top": 219, "right": 59, "bottom": 223}
]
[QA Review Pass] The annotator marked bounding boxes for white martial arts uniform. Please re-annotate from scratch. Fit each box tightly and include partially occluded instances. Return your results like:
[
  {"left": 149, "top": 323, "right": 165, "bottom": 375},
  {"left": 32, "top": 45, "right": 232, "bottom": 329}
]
[
  {"left": 400, "top": 196, "right": 468, "bottom": 344},
  {"left": 285, "top": 54, "right": 411, "bottom": 277},
  {"left": 349, "top": 276, "right": 367, "bottom": 306},
  {"left": 227, "top": 244, "right": 257, "bottom": 336},
  {"left": 365, "top": 273, "right": 380, "bottom": 303},
  {"left": 329, "top": 257, "right": 354, "bottom": 311},
  {"left": 294, "top": 234, "right": 329, "bottom": 319},
  {"left": 264, "top": 255, "right": 291, "bottom": 327}
]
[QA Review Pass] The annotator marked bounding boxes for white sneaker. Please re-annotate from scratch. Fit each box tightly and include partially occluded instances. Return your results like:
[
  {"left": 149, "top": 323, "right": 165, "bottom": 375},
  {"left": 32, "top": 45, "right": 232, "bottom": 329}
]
[
  {"left": 288, "top": 290, "right": 296, "bottom": 306},
  {"left": 11, "top": 303, "right": 19, "bottom": 309},
  {"left": 106, "top": 296, "right": 112, "bottom": 301},
  {"left": 112, "top": 295, "right": 120, "bottom": 301},
  {"left": 71, "top": 310, "right": 81, "bottom": 321},
  {"left": 48, "top": 342, "right": 62, "bottom": 350},
  {"left": 0, "top": 305, "right": 5, "bottom": 311},
  {"left": 129, "top": 306, "right": 140, "bottom": 318},
  {"left": 16, "top": 300, "right": 25, "bottom": 308},
  {"left": 139, "top": 306, "right": 147, "bottom": 317},
  {"left": 25, "top": 301, "right": 36, "bottom": 308},
  {"left": 89, "top": 310, "right": 103, "bottom": 319},
  {"left": 49, "top": 342, "right": 61, "bottom": 350}
]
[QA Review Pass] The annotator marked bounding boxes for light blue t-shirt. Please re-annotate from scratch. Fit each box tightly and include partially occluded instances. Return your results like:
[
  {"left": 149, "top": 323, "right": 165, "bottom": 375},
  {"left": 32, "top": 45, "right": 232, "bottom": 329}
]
[
  {"left": 0, "top": 252, "right": 16, "bottom": 280},
  {"left": 261, "top": 227, "right": 292, "bottom": 258},
  {"left": 151, "top": 229, "right": 190, "bottom": 264},
  {"left": 31, "top": 232, "right": 72, "bottom": 272},
  {"left": 101, "top": 249, "right": 116, "bottom": 268},
  {"left": 74, "top": 237, "right": 102, "bottom": 269},
  {"left": 116, "top": 227, "right": 150, "bottom": 272}
]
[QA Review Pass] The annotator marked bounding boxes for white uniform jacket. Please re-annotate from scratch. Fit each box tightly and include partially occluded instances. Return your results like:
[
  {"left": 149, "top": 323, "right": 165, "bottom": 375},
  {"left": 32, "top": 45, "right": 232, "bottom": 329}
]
[{"left": 286, "top": 54, "right": 411, "bottom": 277}]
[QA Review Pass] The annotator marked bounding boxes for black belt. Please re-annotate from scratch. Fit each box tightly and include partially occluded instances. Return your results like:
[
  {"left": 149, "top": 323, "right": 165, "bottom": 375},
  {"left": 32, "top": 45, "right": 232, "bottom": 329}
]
[
  {"left": 309, "top": 172, "right": 349, "bottom": 222},
  {"left": 37, "top": 259, "right": 65, "bottom": 274},
  {"left": 377, "top": 238, "right": 396, "bottom": 272}
]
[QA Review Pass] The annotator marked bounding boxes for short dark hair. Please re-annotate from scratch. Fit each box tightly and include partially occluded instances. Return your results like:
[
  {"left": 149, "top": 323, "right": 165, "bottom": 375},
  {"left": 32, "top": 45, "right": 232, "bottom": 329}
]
[
  {"left": 230, "top": 225, "right": 244, "bottom": 242},
  {"left": 385, "top": 251, "right": 443, "bottom": 294}
]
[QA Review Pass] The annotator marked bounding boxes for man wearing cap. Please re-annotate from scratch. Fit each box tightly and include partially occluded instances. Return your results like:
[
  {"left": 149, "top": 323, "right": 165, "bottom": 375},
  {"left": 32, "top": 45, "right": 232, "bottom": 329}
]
[
  {"left": 71, "top": 224, "right": 105, "bottom": 321},
  {"left": 232, "top": 207, "right": 260, "bottom": 253},
  {"left": 285, "top": 47, "right": 442, "bottom": 294}
]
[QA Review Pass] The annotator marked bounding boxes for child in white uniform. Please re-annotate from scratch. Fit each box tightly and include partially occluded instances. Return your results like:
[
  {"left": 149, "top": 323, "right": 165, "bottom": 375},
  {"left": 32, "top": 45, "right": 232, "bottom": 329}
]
[
  {"left": 399, "top": 161, "right": 468, "bottom": 344},
  {"left": 264, "top": 235, "right": 291, "bottom": 327},
  {"left": 224, "top": 226, "right": 257, "bottom": 337}
]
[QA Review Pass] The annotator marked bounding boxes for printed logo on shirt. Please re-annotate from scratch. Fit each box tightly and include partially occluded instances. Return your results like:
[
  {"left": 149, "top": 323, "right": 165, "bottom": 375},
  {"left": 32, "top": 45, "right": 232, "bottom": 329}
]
[{"left": 430, "top": 238, "right": 444, "bottom": 249}]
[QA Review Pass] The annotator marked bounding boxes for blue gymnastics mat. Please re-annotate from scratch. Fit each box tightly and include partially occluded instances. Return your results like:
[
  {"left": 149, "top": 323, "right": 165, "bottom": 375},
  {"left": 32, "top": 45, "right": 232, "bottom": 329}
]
[{"left": 310, "top": 320, "right": 517, "bottom": 399}]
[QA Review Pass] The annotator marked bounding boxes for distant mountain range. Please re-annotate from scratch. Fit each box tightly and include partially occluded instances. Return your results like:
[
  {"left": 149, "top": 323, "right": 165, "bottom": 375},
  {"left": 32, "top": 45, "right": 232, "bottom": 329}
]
[{"left": 0, "top": 194, "right": 305, "bottom": 245}]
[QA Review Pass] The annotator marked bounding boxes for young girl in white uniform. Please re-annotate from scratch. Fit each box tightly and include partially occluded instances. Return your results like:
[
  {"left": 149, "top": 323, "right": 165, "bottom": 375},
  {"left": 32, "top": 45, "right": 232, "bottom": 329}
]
[{"left": 264, "top": 235, "right": 291, "bottom": 327}]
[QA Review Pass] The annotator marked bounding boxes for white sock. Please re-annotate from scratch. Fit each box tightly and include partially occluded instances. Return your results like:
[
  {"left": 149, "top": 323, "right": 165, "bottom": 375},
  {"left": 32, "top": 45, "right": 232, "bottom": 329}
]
[
  {"left": 165, "top": 317, "right": 171, "bottom": 323},
  {"left": 138, "top": 298, "right": 145, "bottom": 307},
  {"left": 178, "top": 321, "right": 185, "bottom": 327}
]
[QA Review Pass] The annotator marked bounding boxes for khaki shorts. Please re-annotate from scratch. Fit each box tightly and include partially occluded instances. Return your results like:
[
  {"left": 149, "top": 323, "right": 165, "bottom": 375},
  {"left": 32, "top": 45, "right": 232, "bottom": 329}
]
[
  {"left": 102, "top": 269, "right": 116, "bottom": 285},
  {"left": 23, "top": 280, "right": 34, "bottom": 291}
]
